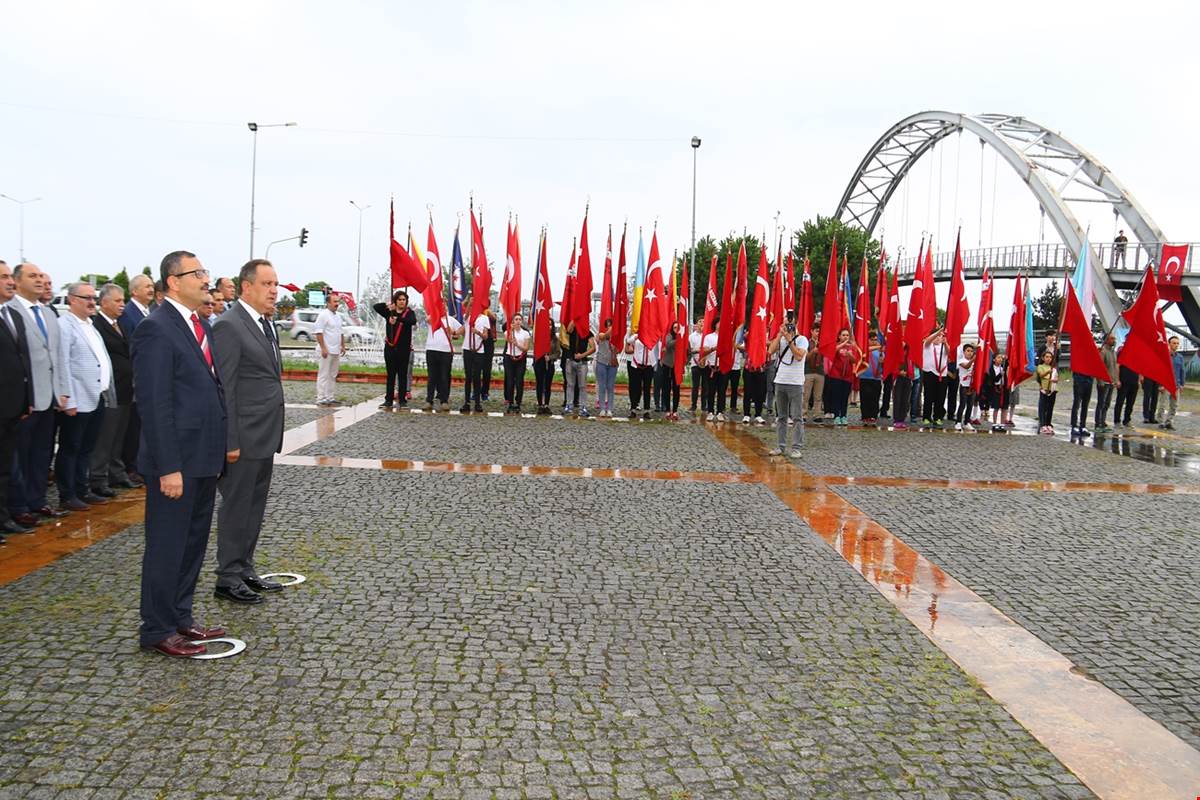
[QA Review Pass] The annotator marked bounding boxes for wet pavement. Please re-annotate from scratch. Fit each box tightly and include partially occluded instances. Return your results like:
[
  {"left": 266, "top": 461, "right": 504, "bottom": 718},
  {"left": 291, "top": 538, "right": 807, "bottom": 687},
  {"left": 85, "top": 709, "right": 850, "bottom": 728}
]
[{"left": 2, "top": 379, "right": 1198, "bottom": 798}]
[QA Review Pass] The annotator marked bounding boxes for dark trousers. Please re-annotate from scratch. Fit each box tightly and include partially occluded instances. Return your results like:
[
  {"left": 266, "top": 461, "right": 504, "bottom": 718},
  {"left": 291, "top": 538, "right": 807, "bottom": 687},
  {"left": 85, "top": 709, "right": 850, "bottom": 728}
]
[
  {"left": 1038, "top": 391, "right": 1058, "bottom": 427},
  {"left": 425, "top": 350, "right": 452, "bottom": 404},
  {"left": 8, "top": 408, "right": 55, "bottom": 515},
  {"left": 956, "top": 390, "right": 976, "bottom": 424},
  {"left": 860, "top": 378, "right": 882, "bottom": 420},
  {"left": 628, "top": 365, "right": 653, "bottom": 410},
  {"left": 122, "top": 403, "right": 141, "bottom": 477},
  {"left": 1142, "top": 379, "right": 1160, "bottom": 421},
  {"left": 943, "top": 375, "right": 959, "bottom": 420},
  {"left": 216, "top": 456, "right": 273, "bottom": 589},
  {"left": 690, "top": 365, "right": 707, "bottom": 410},
  {"left": 384, "top": 345, "right": 411, "bottom": 405},
  {"left": 503, "top": 355, "right": 527, "bottom": 407},
  {"left": 828, "top": 377, "right": 852, "bottom": 419},
  {"left": 464, "top": 351, "right": 485, "bottom": 406},
  {"left": 880, "top": 376, "right": 894, "bottom": 416},
  {"left": 1071, "top": 374, "right": 1094, "bottom": 429},
  {"left": 481, "top": 342, "right": 495, "bottom": 398},
  {"left": 660, "top": 369, "right": 680, "bottom": 412},
  {"left": 139, "top": 474, "right": 217, "bottom": 647},
  {"left": 1114, "top": 378, "right": 1139, "bottom": 425},
  {"left": 652, "top": 364, "right": 667, "bottom": 411},
  {"left": 534, "top": 357, "right": 555, "bottom": 407},
  {"left": 0, "top": 417, "right": 19, "bottom": 525},
  {"left": 90, "top": 402, "right": 131, "bottom": 491},
  {"left": 1094, "top": 382, "right": 1114, "bottom": 427},
  {"left": 55, "top": 402, "right": 106, "bottom": 502},
  {"left": 893, "top": 376, "right": 912, "bottom": 425},
  {"left": 727, "top": 369, "right": 742, "bottom": 412},
  {"left": 742, "top": 370, "right": 766, "bottom": 417},
  {"left": 921, "top": 372, "right": 947, "bottom": 422},
  {"left": 706, "top": 370, "right": 728, "bottom": 413}
]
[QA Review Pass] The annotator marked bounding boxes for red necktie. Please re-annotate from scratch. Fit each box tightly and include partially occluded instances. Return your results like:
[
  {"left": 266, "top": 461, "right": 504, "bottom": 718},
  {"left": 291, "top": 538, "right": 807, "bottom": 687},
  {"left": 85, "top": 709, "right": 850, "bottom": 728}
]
[{"left": 190, "top": 313, "right": 213, "bottom": 368}]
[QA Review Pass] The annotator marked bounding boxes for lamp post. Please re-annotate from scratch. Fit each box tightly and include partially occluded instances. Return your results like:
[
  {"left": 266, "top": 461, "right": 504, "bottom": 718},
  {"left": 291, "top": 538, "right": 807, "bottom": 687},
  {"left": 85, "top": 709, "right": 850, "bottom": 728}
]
[
  {"left": 689, "top": 136, "right": 701, "bottom": 322},
  {"left": 0, "top": 194, "right": 42, "bottom": 261},
  {"left": 350, "top": 200, "right": 371, "bottom": 302},
  {"left": 247, "top": 121, "right": 297, "bottom": 259}
]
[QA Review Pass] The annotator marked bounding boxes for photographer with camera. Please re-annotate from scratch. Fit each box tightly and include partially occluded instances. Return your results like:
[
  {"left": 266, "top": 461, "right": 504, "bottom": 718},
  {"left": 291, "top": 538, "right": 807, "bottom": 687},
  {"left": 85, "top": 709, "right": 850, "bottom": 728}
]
[{"left": 767, "top": 311, "right": 808, "bottom": 458}]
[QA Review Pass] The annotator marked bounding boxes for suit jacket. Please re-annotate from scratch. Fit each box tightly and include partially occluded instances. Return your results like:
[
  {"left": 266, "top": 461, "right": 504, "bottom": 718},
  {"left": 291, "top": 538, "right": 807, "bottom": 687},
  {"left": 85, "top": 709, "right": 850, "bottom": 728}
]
[
  {"left": 58, "top": 313, "right": 113, "bottom": 413},
  {"left": 0, "top": 306, "right": 33, "bottom": 420},
  {"left": 94, "top": 313, "right": 134, "bottom": 406},
  {"left": 6, "top": 298, "right": 68, "bottom": 412},
  {"left": 118, "top": 301, "right": 148, "bottom": 341},
  {"left": 132, "top": 302, "right": 227, "bottom": 478},
  {"left": 211, "top": 302, "right": 284, "bottom": 458}
]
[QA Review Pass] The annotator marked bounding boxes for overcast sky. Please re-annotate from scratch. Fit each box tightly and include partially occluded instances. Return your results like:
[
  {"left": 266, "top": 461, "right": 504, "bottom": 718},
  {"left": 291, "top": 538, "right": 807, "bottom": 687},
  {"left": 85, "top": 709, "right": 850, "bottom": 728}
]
[{"left": 3, "top": 0, "right": 1197, "bottom": 326}]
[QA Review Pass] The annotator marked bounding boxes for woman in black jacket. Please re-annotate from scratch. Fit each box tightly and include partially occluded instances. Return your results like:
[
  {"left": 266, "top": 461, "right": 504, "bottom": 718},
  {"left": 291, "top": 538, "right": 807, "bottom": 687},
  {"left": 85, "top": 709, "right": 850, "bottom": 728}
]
[{"left": 372, "top": 289, "right": 417, "bottom": 408}]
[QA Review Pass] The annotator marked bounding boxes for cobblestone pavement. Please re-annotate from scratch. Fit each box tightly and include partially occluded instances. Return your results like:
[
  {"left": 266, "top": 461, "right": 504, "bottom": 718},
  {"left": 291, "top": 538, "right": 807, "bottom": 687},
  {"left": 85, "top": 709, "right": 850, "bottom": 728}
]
[
  {"left": 296, "top": 413, "right": 750, "bottom": 474},
  {"left": 283, "top": 379, "right": 383, "bottom": 407},
  {"left": 284, "top": 406, "right": 334, "bottom": 430},
  {"left": 832, "top": 485, "right": 1200, "bottom": 753},
  {"left": 738, "top": 420, "right": 1200, "bottom": 484},
  {"left": 0, "top": 462, "right": 1095, "bottom": 799}
]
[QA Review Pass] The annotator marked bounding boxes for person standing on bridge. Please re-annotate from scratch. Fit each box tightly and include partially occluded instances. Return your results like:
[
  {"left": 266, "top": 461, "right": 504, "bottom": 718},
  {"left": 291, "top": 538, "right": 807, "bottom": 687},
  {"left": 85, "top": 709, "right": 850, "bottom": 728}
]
[{"left": 1112, "top": 230, "right": 1128, "bottom": 269}]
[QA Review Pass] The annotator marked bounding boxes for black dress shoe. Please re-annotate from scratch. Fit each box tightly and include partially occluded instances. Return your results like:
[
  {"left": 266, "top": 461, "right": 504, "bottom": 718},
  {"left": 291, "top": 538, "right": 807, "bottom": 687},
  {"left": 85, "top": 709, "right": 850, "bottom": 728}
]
[
  {"left": 2, "top": 519, "right": 34, "bottom": 534},
  {"left": 214, "top": 584, "right": 264, "bottom": 604},
  {"left": 90, "top": 486, "right": 117, "bottom": 498},
  {"left": 12, "top": 512, "right": 41, "bottom": 527},
  {"left": 62, "top": 498, "right": 91, "bottom": 512},
  {"left": 244, "top": 576, "right": 284, "bottom": 593},
  {"left": 35, "top": 505, "right": 69, "bottom": 518},
  {"left": 80, "top": 493, "right": 110, "bottom": 505}
]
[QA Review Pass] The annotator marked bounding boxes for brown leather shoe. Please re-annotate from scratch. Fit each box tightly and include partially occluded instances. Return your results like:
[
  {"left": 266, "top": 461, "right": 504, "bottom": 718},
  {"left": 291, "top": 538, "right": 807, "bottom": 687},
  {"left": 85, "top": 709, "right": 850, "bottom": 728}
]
[
  {"left": 143, "top": 633, "right": 207, "bottom": 658},
  {"left": 12, "top": 512, "right": 41, "bottom": 527},
  {"left": 177, "top": 624, "right": 226, "bottom": 641}
]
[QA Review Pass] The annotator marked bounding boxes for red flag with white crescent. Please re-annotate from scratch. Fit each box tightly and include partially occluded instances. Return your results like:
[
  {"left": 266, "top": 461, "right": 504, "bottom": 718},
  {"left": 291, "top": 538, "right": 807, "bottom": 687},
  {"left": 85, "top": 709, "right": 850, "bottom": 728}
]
[
  {"left": 1158, "top": 244, "right": 1188, "bottom": 302},
  {"left": 746, "top": 271, "right": 770, "bottom": 370},
  {"left": 637, "top": 231, "right": 668, "bottom": 347}
]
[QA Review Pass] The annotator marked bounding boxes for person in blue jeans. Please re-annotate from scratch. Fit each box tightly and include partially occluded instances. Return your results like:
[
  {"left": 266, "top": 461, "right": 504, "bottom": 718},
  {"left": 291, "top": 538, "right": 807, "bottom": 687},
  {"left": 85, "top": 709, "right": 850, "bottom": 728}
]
[{"left": 593, "top": 318, "right": 618, "bottom": 418}]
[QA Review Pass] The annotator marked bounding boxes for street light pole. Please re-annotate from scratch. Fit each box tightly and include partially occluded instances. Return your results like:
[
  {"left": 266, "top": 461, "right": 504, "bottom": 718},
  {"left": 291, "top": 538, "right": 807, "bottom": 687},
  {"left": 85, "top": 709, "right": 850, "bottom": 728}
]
[
  {"left": 689, "top": 136, "right": 701, "bottom": 322},
  {"left": 247, "top": 121, "right": 297, "bottom": 259},
  {"left": 0, "top": 194, "right": 43, "bottom": 261},
  {"left": 350, "top": 200, "right": 371, "bottom": 302}
]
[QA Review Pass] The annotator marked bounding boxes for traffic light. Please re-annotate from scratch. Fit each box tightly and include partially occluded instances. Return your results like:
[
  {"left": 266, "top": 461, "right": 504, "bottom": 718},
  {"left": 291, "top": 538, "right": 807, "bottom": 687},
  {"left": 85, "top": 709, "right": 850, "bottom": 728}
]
[{"left": 299, "top": 227, "right": 309, "bottom": 248}]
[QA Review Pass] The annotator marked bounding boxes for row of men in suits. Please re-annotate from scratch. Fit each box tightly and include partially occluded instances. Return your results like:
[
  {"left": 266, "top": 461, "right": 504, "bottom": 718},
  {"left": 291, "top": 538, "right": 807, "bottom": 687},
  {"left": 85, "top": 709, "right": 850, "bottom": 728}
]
[
  {"left": 0, "top": 254, "right": 287, "bottom": 658},
  {"left": 0, "top": 263, "right": 147, "bottom": 542}
]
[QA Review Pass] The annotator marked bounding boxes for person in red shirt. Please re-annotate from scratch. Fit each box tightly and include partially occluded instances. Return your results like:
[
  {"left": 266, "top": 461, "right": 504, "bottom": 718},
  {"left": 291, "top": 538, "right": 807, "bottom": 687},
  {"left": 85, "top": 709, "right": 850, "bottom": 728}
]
[{"left": 826, "top": 328, "right": 862, "bottom": 426}]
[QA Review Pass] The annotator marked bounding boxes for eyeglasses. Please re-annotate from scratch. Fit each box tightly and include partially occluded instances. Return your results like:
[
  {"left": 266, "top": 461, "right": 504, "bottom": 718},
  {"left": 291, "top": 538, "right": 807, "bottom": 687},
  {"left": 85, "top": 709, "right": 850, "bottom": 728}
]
[
  {"left": 70, "top": 293, "right": 98, "bottom": 302},
  {"left": 174, "top": 268, "right": 211, "bottom": 280}
]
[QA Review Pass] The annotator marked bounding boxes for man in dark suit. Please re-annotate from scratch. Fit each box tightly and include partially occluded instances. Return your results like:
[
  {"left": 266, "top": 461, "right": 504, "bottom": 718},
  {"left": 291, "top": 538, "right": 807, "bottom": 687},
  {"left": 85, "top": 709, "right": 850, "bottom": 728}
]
[
  {"left": 133, "top": 251, "right": 230, "bottom": 658},
  {"left": 211, "top": 259, "right": 285, "bottom": 604},
  {"left": 0, "top": 261, "right": 34, "bottom": 540},
  {"left": 90, "top": 283, "right": 135, "bottom": 496},
  {"left": 118, "top": 273, "right": 154, "bottom": 489}
]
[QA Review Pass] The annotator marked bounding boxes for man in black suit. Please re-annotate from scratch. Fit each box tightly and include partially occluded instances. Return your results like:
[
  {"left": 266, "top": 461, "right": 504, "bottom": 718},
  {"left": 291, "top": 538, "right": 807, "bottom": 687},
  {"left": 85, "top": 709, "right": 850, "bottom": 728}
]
[
  {"left": 0, "top": 261, "right": 34, "bottom": 540},
  {"left": 133, "top": 251, "right": 230, "bottom": 658},
  {"left": 118, "top": 273, "right": 154, "bottom": 489},
  {"left": 90, "top": 283, "right": 135, "bottom": 496},
  {"left": 211, "top": 259, "right": 285, "bottom": 604}
]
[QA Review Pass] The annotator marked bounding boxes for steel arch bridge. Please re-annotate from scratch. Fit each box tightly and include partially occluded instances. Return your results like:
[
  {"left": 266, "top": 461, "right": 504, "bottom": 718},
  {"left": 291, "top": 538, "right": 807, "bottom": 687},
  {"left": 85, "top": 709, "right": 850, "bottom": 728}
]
[{"left": 834, "top": 111, "right": 1200, "bottom": 338}]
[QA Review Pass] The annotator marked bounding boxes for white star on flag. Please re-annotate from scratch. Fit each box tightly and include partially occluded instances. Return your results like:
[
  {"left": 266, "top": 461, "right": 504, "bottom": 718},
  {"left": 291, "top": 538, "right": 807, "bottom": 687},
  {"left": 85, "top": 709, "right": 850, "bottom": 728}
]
[
  {"left": 645, "top": 288, "right": 657, "bottom": 302},
  {"left": 756, "top": 306, "right": 767, "bottom": 319}
]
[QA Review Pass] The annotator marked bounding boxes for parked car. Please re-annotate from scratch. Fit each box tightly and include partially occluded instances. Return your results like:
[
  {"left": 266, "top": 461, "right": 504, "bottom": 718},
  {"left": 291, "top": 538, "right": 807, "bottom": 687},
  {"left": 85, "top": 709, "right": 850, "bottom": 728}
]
[{"left": 288, "top": 309, "right": 375, "bottom": 345}]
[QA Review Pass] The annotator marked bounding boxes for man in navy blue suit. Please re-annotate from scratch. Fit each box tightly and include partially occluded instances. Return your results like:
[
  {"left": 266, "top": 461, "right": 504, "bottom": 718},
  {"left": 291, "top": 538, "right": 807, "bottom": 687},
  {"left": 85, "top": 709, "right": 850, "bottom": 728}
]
[
  {"left": 118, "top": 273, "right": 155, "bottom": 488},
  {"left": 132, "top": 251, "right": 231, "bottom": 658}
]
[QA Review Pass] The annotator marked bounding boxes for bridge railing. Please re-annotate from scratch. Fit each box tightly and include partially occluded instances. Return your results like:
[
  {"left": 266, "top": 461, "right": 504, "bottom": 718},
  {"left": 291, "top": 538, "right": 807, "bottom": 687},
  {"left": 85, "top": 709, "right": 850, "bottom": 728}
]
[{"left": 892, "top": 241, "right": 1198, "bottom": 278}]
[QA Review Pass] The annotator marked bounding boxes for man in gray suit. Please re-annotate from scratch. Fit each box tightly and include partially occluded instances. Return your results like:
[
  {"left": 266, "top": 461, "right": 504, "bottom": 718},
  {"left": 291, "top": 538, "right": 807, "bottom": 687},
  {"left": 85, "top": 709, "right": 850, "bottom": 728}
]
[
  {"left": 211, "top": 259, "right": 285, "bottom": 604},
  {"left": 6, "top": 263, "right": 71, "bottom": 526}
]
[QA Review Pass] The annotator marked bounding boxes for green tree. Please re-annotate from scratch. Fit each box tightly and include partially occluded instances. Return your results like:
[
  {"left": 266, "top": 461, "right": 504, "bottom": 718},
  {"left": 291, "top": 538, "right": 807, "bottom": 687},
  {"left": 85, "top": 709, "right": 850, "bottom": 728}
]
[
  {"left": 1032, "top": 280, "right": 1063, "bottom": 332},
  {"left": 792, "top": 215, "right": 882, "bottom": 319},
  {"left": 112, "top": 267, "right": 130, "bottom": 296}
]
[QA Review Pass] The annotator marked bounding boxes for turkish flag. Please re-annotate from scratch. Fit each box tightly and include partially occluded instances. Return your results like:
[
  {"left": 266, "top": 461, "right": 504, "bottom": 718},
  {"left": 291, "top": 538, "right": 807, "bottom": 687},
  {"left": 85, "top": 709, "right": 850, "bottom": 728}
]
[
  {"left": 945, "top": 232, "right": 970, "bottom": 355},
  {"left": 468, "top": 208, "right": 490, "bottom": 320},
  {"left": 613, "top": 227, "right": 629, "bottom": 348},
  {"left": 732, "top": 242, "right": 749, "bottom": 332},
  {"left": 818, "top": 238, "right": 840, "bottom": 360},
  {"left": 389, "top": 200, "right": 429, "bottom": 293},
  {"left": 1061, "top": 280, "right": 1110, "bottom": 383},
  {"left": 1119, "top": 265, "right": 1177, "bottom": 395},
  {"left": 571, "top": 212, "right": 593, "bottom": 336},
  {"left": 882, "top": 270, "right": 905, "bottom": 379},
  {"left": 903, "top": 240, "right": 926, "bottom": 362},
  {"left": 717, "top": 252, "right": 736, "bottom": 371},
  {"left": 746, "top": 272, "right": 770, "bottom": 370},
  {"left": 637, "top": 231, "right": 668, "bottom": 348},
  {"left": 675, "top": 264, "right": 689, "bottom": 385},
  {"left": 599, "top": 227, "right": 614, "bottom": 332},
  {"left": 768, "top": 246, "right": 785, "bottom": 340},
  {"left": 420, "top": 223, "right": 446, "bottom": 333},
  {"left": 1158, "top": 244, "right": 1188, "bottom": 303},
  {"left": 797, "top": 256, "right": 814, "bottom": 338},
  {"left": 853, "top": 255, "right": 871, "bottom": 354},
  {"left": 532, "top": 232, "right": 553, "bottom": 359},
  {"left": 499, "top": 220, "right": 522, "bottom": 324},
  {"left": 702, "top": 255, "right": 719, "bottom": 336},
  {"left": 972, "top": 265, "right": 997, "bottom": 396}
]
